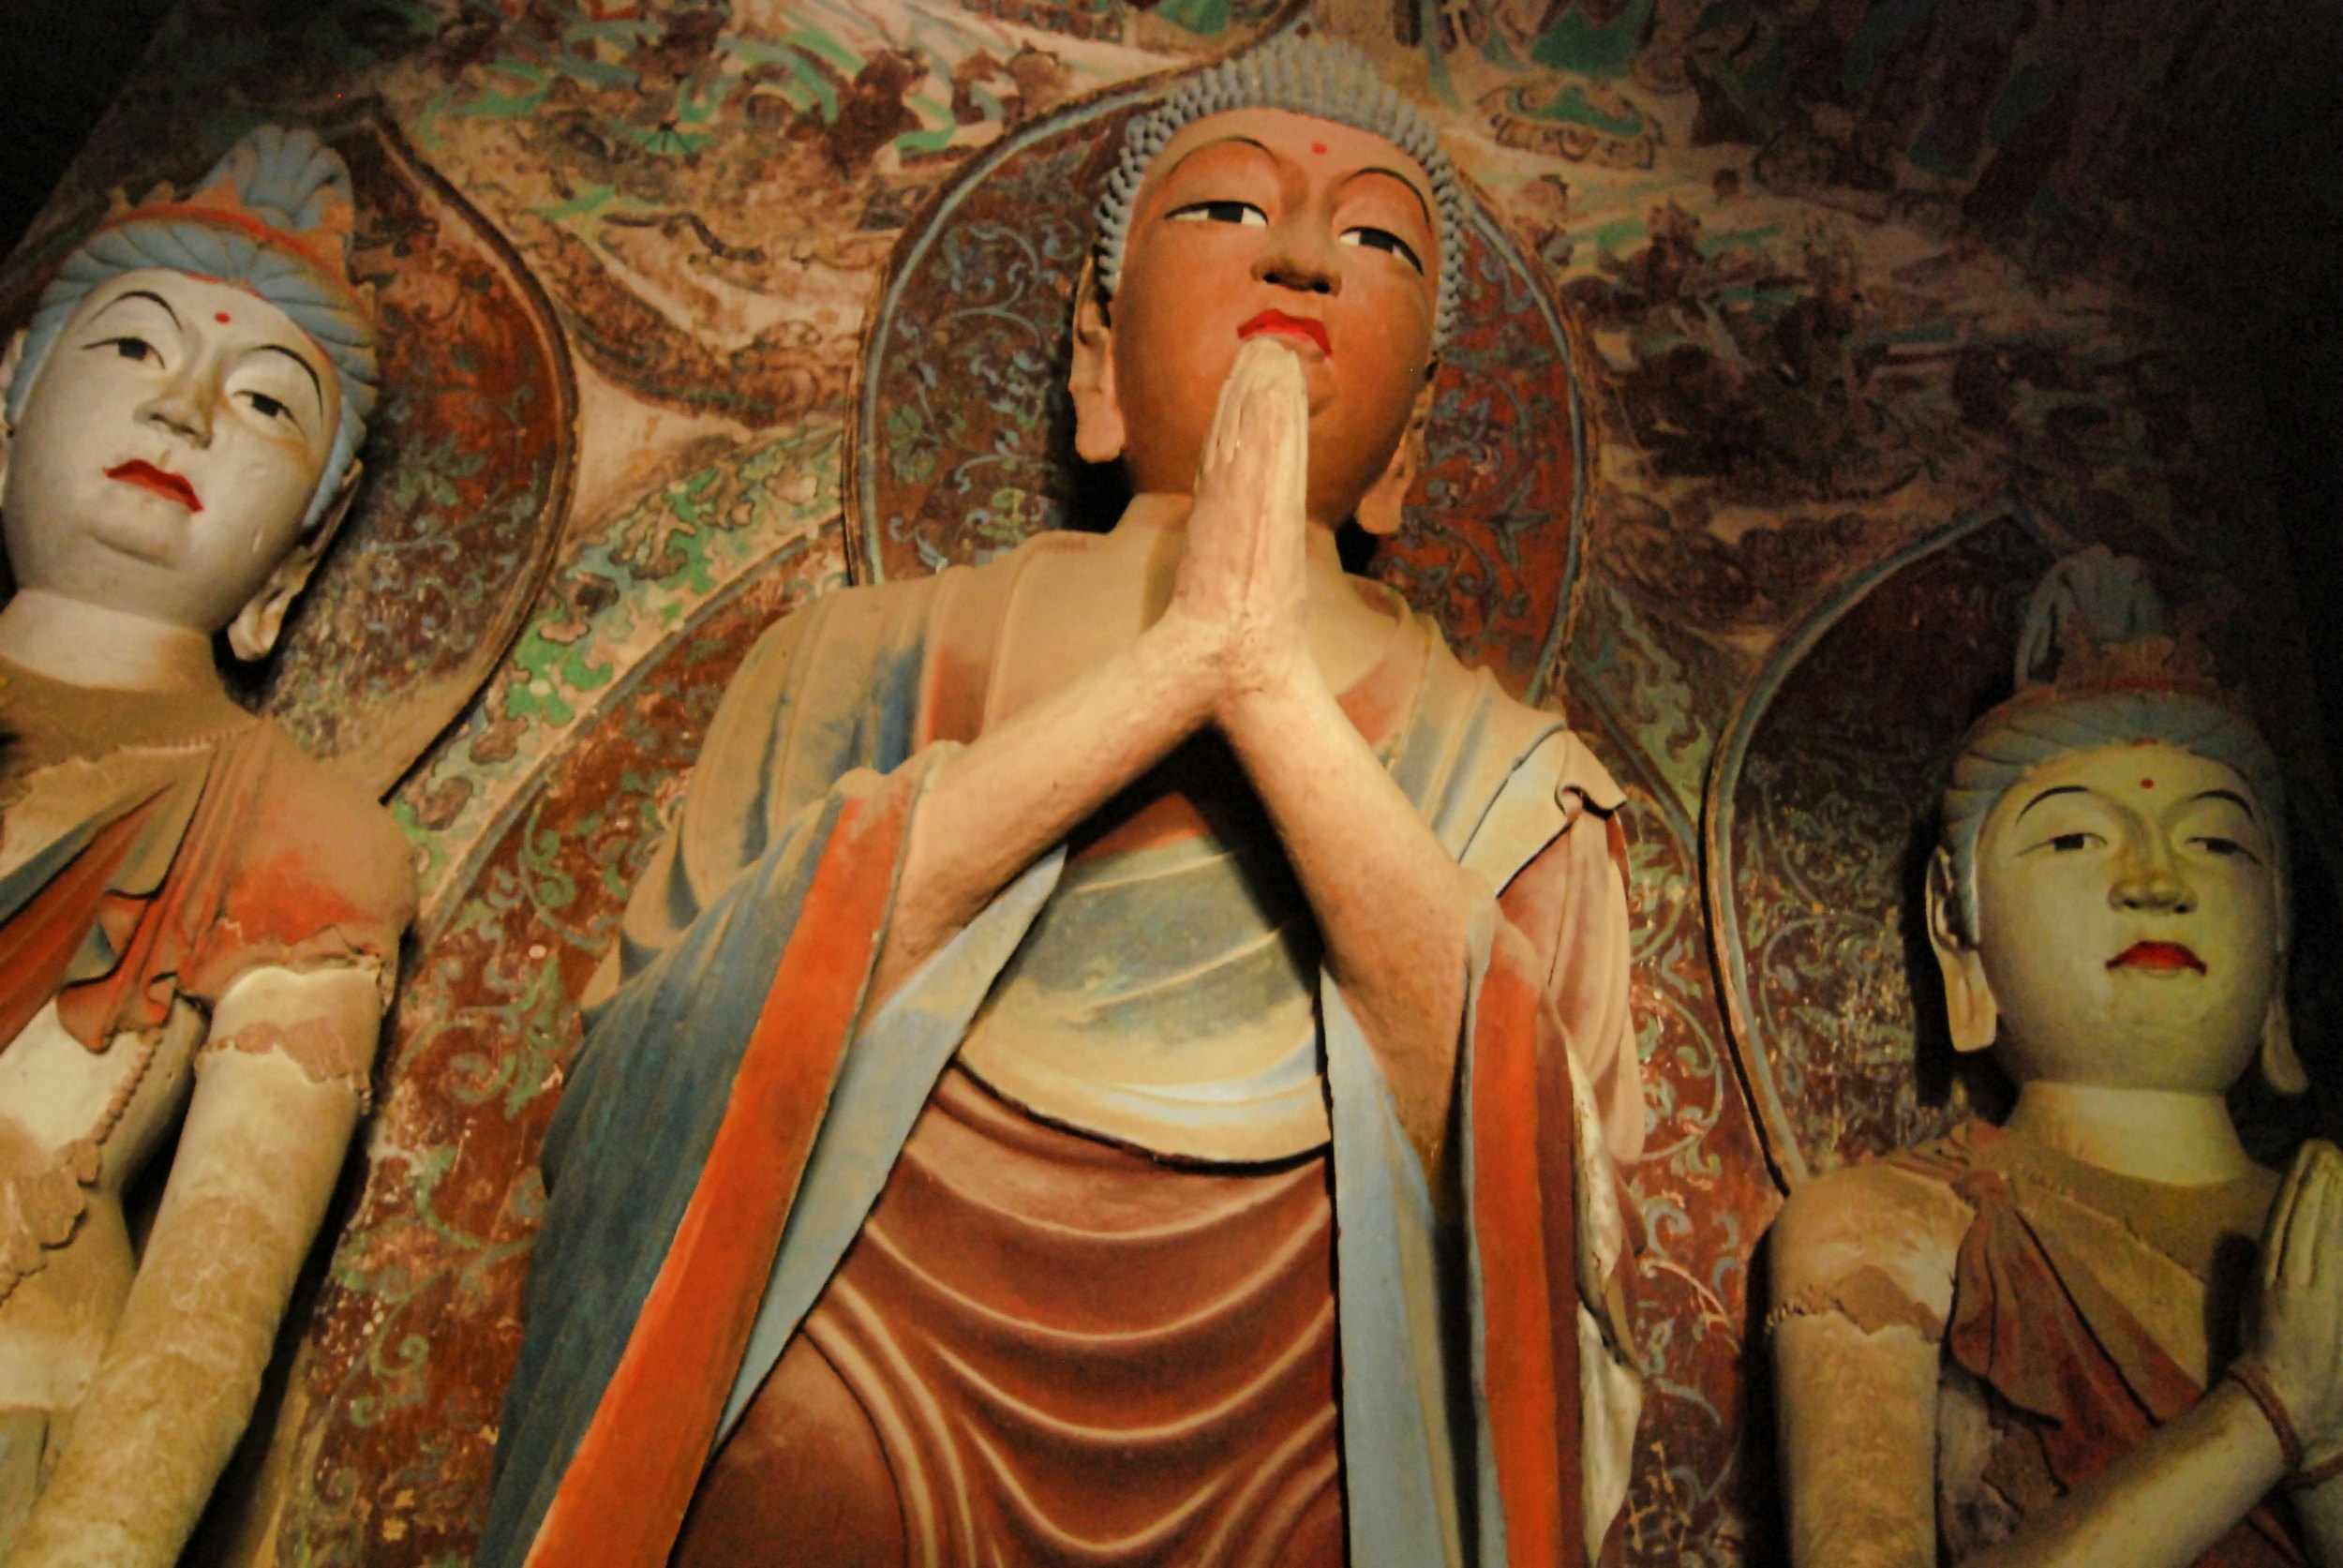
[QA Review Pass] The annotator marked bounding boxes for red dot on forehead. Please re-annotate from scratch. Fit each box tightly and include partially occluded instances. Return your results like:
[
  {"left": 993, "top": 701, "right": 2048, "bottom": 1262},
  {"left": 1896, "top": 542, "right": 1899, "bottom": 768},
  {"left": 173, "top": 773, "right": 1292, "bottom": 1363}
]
[
  {"left": 1311, "top": 142, "right": 1328, "bottom": 155},
  {"left": 2141, "top": 778, "right": 2156, "bottom": 789},
  {"left": 214, "top": 311, "right": 231, "bottom": 323}
]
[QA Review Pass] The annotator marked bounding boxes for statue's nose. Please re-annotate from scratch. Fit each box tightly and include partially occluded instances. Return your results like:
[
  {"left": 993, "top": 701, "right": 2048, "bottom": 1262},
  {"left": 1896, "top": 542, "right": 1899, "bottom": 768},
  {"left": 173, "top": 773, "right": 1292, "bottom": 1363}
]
[
  {"left": 139, "top": 382, "right": 214, "bottom": 448},
  {"left": 2110, "top": 843, "right": 2194, "bottom": 913},
  {"left": 1254, "top": 218, "right": 1339, "bottom": 296}
]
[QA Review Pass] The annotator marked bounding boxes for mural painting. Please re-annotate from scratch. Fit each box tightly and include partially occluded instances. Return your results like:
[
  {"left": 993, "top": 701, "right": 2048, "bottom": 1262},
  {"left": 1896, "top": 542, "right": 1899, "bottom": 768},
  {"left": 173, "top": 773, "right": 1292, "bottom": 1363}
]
[{"left": 0, "top": 0, "right": 2332, "bottom": 1562}]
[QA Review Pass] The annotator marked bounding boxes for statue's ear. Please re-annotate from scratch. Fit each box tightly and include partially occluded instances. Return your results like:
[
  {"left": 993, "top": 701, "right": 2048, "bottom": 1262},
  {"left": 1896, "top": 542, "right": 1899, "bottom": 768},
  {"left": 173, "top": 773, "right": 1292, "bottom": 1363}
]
[
  {"left": 228, "top": 460, "right": 361, "bottom": 662},
  {"left": 1068, "top": 259, "right": 1125, "bottom": 464},
  {"left": 1928, "top": 846, "right": 1998, "bottom": 1053},
  {"left": 0, "top": 329, "right": 27, "bottom": 500},
  {"left": 1354, "top": 366, "right": 1438, "bottom": 538},
  {"left": 2261, "top": 990, "right": 2309, "bottom": 1096}
]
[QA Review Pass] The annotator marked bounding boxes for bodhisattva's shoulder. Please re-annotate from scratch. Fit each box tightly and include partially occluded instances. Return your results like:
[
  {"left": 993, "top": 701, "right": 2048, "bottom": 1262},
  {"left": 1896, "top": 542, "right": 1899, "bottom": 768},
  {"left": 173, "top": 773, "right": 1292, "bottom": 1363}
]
[
  {"left": 237, "top": 720, "right": 419, "bottom": 929},
  {"left": 1769, "top": 1153, "right": 1978, "bottom": 1341}
]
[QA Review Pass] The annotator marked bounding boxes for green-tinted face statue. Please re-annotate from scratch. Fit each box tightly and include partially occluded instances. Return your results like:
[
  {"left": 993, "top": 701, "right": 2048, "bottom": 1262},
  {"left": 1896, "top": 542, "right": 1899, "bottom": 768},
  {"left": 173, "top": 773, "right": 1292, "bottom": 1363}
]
[{"left": 1966, "top": 739, "right": 2280, "bottom": 1093}]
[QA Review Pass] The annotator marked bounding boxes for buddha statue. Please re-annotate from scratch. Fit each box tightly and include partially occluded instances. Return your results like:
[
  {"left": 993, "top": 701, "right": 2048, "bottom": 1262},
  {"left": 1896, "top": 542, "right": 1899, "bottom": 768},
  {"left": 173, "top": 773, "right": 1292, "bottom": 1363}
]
[
  {"left": 1768, "top": 549, "right": 2343, "bottom": 1566},
  {"left": 0, "top": 128, "right": 416, "bottom": 1566},
  {"left": 482, "top": 37, "right": 1648, "bottom": 1568}
]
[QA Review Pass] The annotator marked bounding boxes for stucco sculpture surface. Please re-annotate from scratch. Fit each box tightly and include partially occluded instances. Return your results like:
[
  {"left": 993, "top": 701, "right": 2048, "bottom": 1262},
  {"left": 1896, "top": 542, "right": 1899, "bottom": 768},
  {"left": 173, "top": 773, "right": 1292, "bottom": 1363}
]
[
  {"left": 1768, "top": 549, "right": 2343, "bottom": 1567},
  {"left": 484, "top": 36, "right": 1646, "bottom": 1568},
  {"left": 0, "top": 127, "right": 416, "bottom": 1568}
]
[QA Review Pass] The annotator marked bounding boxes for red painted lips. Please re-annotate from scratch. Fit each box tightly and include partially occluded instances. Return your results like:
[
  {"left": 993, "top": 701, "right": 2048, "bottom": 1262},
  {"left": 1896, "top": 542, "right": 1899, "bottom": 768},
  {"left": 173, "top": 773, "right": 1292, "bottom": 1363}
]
[
  {"left": 2107, "top": 941, "right": 2207, "bottom": 975},
  {"left": 1237, "top": 310, "right": 1330, "bottom": 354},
  {"left": 106, "top": 460, "right": 202, "bottom": 512}
]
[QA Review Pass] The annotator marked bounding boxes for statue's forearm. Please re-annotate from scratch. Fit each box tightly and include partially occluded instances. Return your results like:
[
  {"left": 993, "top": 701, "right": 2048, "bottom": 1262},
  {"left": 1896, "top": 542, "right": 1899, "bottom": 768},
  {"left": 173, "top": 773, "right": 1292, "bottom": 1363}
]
[
  {"left": 1959, "top": 1379, "right": 2287, "bottom": 1568},
  {"left": 872, "top": 616, "right": 1221, "bottom": 1002},
  {"left": 2291, "top": 1471, "right": 2343, "bottom": 1568},
  {"left": 6, "top": 985, "right": 373, "bottom": 1568},
  {"left": 1218, "top": 666, "right": 1473, "bottom": 1164}
]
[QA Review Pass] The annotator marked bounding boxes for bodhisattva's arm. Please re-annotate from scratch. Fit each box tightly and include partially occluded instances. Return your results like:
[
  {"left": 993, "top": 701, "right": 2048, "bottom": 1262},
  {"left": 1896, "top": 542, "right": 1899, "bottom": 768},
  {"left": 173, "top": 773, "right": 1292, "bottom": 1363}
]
[
  {"left": 2289, "top": 1467, "right": 2343, "bottom": 1567},
  {"left": 1772, "top": 1165, "right": 1961, "bottom": 1568},
  {"left": 1952, "top": 1142, "right": 2343, "bottom": 1568},
  {"left": 1774, "top": 1145, "right": 2343, "bottom": 1568},
  {"left": 2254, "top": 1142, "right": 2343, "bottom": 1568},
  {"left": 4, "top": 964, "right": 381, "bottom": 1568}
]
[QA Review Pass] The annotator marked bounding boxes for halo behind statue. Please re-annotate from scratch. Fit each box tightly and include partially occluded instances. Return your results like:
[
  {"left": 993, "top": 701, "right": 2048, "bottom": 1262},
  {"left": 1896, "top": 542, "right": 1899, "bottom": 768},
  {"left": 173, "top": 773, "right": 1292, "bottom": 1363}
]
[
  {"left": 1704, "top": 515, "right": 2343, "bottom": 1186},
  {"left": 1701, "top": 514, "right": 2050, "bottom": 1186},
  {"left": 0, "top": 112, "right": 575, "bottom": 800},
  {"left": 847, "top": 61, "right": 1588, "bottom": 705}
]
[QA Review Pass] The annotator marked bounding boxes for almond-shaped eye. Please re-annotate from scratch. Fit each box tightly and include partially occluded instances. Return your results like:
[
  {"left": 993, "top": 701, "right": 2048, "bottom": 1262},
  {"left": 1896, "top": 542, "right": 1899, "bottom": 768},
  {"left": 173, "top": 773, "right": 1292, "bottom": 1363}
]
[
  {"left": 1340, "top": 226, "right": 1424, "bottom": 275},
  {"left": 242, "top": 390, "right": 291, "bottom": 423},
  {"left": 2190, "top": 834, "right": 2263, "bottom": 863},
  {"left": 92, "top": 336, "right": 160, "bottom": 366},
  {"left": 2036, "top": 831, "right": 2103, "bottom": 853},
  {"left": 1168, "top": 200, "right": 1268, "bottom": 227}
]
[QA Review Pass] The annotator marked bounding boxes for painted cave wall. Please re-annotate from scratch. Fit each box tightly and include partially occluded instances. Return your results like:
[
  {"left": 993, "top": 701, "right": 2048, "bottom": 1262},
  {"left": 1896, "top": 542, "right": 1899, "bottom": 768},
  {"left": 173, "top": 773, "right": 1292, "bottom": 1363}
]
[{"left": 7, "top": 0, "right": 2339, "bottom": 1562}]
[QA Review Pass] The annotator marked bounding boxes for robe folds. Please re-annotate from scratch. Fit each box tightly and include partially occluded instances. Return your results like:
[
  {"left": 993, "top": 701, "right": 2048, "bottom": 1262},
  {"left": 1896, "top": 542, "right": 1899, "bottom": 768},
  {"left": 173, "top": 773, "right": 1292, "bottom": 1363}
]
[
  {"left": 1892, "top": 1123, "right": 2303, "bottom": 1567},
  {"left": 0, "top": 705, "right": 414, "bottom": 1057},
  {"left": 481, "top": 535, "right": 1646, "bottom": 1568}
]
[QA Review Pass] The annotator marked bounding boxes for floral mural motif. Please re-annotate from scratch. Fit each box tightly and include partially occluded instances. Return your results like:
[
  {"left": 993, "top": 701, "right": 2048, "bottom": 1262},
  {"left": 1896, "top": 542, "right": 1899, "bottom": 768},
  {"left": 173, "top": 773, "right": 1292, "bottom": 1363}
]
[
  {"left": 1707, "top": 514, "right": 2052, "bottom": 1185},
  {"left": 6, "top": 0, "right": 2334, "bottom": 1564}
]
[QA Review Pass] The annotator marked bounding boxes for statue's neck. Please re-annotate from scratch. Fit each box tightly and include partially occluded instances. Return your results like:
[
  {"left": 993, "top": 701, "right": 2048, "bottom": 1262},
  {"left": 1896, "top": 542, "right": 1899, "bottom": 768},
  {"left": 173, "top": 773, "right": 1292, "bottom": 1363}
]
[
  {"left": 2005, "top": 1082, "right": 2257, "bottom": 1186},
  {"left": 1109, "top": 491, "right": 1351, "bottom": 576},
  {"left": 0, "top": 589, "right": 229, "bottom": 698}
]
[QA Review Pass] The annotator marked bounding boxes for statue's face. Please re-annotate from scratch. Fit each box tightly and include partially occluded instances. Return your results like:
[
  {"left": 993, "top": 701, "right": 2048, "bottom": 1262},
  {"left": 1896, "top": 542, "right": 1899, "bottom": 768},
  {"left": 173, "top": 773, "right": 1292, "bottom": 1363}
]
[
  {"left": 1972, "top": 739, "right": 2279, "bottom": 1093},
  {"left": 1109, "top": 108, "right": 1440, "bottom": 528},
  {"left": 2, "top": 268, "right": 340, "bottom": 638}
]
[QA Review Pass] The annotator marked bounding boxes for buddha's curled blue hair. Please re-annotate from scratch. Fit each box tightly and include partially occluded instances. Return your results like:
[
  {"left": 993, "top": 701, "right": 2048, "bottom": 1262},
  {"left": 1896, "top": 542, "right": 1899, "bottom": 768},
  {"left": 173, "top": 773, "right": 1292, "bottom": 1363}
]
[{"left": 1092, "top": 36, "right": 1468, "bottom": 349}]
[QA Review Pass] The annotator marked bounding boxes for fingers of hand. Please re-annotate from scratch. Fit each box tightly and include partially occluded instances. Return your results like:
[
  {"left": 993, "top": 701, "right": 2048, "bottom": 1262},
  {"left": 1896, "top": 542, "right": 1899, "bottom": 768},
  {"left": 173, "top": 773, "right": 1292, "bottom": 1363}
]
[
  {"left": 2300, "top": 1146, "right": 2343, "bottom": 1297},
  {"left": 2284, "top": 1142, "right": 2343, "bottom": 1293},
  {"left": 1201, "top": 343, "right": 1265, "bottom": 485},
  {"left": 2268, "top": 1142, "right": 2322, "bottom": 1292}
]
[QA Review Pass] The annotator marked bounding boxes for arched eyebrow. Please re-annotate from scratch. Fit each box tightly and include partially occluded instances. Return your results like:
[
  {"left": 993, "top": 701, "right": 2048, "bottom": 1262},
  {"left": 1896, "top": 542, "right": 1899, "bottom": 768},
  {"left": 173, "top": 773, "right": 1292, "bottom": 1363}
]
[
  {"left": 1157, "top": 134, "right": 1276, "bottom": 189},
  {"left": 89, "top": 289, "right": 183, "bottom": 331},
  {"left": 2015, "top": 784, "right": 2090, "bottom": 822},
  {"left": 2186, "top": 787, "right": 2258, "bottom": 820},
  {"left": 1336, "top": 164, "right": 1435, "bottom": 231},
  {"left": 247, "top": 341, "right": 327, "bottom": 417}
]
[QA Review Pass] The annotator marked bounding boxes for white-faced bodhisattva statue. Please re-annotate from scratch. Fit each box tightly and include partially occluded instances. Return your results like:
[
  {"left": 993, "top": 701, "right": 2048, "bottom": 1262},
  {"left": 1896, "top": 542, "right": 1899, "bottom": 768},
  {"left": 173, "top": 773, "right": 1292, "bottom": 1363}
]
[
  {"left": 0, "top": 128, "right": 415, "bottom": 1566},
  {"left": 1769, "top": 549, "right": 2343, "bottom": 1567},
  {"left": 482, "top": 37, "right": 1647, "bottom": 1568}
]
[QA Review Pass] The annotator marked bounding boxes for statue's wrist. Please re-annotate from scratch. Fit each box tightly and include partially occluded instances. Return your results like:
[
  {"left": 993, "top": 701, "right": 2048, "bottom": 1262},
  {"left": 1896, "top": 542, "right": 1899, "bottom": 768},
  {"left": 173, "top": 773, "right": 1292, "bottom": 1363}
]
[
  {"left": 2227, "top": 1359, "right": 2311, "bottom": 1477},
  {"left": 2294, "top": 1448, "right": 2343, "bottom": 1493}
]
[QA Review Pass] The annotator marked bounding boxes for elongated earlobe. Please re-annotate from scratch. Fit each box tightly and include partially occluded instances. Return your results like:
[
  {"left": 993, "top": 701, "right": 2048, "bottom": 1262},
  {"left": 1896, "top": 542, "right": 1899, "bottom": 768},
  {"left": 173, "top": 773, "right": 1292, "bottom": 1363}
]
[
  {"left": 1067, "top": 260, "right": 1125, "bottom": 464},
  {"left": 0, "top": 330, "right": 26, "bottom": 504},
  {"left": 1354, "top": 369, "right": 1438, "bottom": 537},
  {"left": 228, "top": 461, "right": 362, "bottom": 662},
  {"left": 2261, "top": 991, "right": 2309, "bottom": 1095},
  {"left": 1927, "top": 847, "right": 1998, "bottom": 1053}
]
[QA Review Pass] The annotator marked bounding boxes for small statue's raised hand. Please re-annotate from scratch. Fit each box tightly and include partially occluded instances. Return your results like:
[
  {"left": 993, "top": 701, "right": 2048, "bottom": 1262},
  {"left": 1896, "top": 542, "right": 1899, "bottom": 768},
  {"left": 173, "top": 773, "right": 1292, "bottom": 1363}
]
[
  {"left": 2243, "top": 1140, "right": 2343, "bottom": 1471},
  {"left": 1169, "top": 336, "right": 1312, "bottom": 701}
]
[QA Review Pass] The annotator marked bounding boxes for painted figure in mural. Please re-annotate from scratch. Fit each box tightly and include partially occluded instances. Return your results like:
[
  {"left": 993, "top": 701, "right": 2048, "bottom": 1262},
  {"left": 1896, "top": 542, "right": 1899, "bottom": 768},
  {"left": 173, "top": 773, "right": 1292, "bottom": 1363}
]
[
  {"left": 1768, "top": 548, "right": 2343, "bottom": 1566},
  {"left": 483, "top": 36, "right": 1646, "bottom": 1568},
  {"left": 0, "top": 128, "right": 416, "bottom": 1567}
]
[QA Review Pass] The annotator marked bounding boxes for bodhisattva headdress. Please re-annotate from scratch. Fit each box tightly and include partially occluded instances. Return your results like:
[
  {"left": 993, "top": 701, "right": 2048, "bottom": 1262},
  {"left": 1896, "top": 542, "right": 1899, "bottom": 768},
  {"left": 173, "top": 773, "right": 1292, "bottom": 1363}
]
[
  {"left": 6, "top": 125, "right": 377, "bottom": 530},
  {"left": 1940, "top": 547, "right": 2289, "bottom": 948}
]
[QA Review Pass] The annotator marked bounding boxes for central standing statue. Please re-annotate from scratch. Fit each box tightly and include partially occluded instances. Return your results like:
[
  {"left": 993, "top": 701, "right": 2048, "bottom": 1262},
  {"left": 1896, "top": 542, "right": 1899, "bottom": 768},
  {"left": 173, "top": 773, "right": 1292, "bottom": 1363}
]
[{"left": 483, "top": 38, "right": 1646, "bottom": 1568}]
